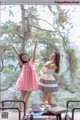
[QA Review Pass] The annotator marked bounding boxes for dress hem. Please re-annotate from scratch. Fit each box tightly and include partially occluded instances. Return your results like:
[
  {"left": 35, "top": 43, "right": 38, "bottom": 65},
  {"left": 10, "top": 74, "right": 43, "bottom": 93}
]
[{"left": 16, "top": 89, "right": 38, "bottom": 91}]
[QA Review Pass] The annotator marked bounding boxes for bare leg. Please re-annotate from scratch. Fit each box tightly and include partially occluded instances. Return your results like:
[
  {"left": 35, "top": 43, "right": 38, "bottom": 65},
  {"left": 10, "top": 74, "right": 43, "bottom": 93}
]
[
  {"left": 42, "top": 92, "right": 47, "bottom": 103},
  {"left": 21, "top": 91, "right": 26, "bottom": 100},
  {"left": 47, "top": 92, "right": 53, "bottom": 105},
  {"left": 24, "top": 91, "right": 32, "bottom": 111},
  {"left": 21, "top": 91, "right": 26, "bottom": 111}
]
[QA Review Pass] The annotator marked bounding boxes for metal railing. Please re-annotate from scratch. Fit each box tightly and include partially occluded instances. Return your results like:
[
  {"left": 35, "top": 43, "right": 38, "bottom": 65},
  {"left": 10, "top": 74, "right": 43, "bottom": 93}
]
[
  {"left": 66, "top": 100, "right": 80, "bottom": 120},
  {"left": 0, "top": 100, "right": 26, "bottom": 120}
]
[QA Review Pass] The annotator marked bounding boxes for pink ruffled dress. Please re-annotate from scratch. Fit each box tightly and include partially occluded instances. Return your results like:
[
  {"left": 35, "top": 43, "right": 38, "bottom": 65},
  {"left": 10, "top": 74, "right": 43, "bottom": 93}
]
[{"left": 16, "top": 61, "right": 38, "bottom": 91}]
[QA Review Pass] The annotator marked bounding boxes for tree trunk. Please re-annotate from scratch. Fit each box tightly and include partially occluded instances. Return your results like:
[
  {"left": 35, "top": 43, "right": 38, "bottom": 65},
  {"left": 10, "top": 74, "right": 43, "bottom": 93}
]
[{"left": 21, "top": 5, "right": 26, "bottom": 52}]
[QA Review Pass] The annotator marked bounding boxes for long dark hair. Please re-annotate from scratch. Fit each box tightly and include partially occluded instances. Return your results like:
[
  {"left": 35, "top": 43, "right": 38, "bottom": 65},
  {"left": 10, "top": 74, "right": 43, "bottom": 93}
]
[
  {"left": 19, "top": 52, "right": 30, "bottom": 64},
  {"left": 54, "top": 51, "right": 60, "bottom": 73}
]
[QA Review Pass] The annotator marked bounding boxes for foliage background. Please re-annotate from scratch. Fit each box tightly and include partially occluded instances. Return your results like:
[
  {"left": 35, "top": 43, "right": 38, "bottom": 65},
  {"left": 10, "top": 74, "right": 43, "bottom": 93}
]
[{"left": 0, "top": 5, "right": 80, "bottom": 109}]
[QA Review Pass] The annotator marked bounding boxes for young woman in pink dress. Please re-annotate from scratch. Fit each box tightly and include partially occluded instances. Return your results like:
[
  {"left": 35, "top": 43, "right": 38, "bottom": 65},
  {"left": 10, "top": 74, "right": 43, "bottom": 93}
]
[{"left": 9, "top": 40, "right": 38, "bottom": 111}]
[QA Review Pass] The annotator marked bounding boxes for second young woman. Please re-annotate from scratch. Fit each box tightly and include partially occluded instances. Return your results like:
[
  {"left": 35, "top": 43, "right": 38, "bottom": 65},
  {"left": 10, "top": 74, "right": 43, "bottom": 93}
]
[{"left": 39, "top": 51, "right": 60, "bottom": 106}]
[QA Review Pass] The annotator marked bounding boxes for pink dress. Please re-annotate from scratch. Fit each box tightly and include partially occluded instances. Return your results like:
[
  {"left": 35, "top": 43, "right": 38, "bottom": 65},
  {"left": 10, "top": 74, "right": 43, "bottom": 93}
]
[{"left": 16, "top": 61, "right": 38, "bottom": 91}]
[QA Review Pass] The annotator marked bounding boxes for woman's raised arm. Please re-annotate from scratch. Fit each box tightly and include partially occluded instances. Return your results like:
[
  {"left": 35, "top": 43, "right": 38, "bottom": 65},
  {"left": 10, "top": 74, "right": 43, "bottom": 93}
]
[
  {"left": 9, "top": 44, "right": 23, "bottom": 66},
  {"left": 32, "top": 40, "right": 38, "bottom": 63}
]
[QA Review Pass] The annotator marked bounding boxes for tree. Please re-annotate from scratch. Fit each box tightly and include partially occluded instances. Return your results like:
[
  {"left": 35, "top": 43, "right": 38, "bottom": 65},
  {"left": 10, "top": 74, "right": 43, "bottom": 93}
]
[{"left": 0, "top": 5, "right": 79, "bottom": 104}]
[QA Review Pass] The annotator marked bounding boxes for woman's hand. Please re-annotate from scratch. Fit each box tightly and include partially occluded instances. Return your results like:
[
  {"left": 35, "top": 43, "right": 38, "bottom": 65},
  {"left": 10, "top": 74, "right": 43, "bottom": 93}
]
[
  {"left": 45, "top": 61, "right": 54, "bottom": 66},
  {"left": 44, "top": 61, "right": 57, "bottom": 69},
  {"left": 8, "top": 43, "right": 19, "bottom": 54},
  {"left": 9, "top": 43, "right": 23, "bottom": 66},
  {"left": 8, "top": 43, "right": 14, "bottom": 48},
  {"left": 50, "top": 60, "right": 54, "bottom": 64}
]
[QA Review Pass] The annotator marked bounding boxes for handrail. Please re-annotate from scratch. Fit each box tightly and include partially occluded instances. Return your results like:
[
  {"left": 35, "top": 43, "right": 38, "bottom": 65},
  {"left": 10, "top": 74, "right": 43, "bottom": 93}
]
[
  {"left": 66, "top": 100, "right": 80, "bottom": 109},
  {"left": 0, "top": 100, "right": 26, "bottom": 120},
  {"left": 0, "top": 107, "right": 21, "bottom": 120},
  {"left": 66, "top": 100, "right": 80, "bottom": 120},
  {"left": 72, "top": 107, "right": 80, "bottom": 120},
  {"left": 0, "top": 100, "right": 26, "bottom": 116}
]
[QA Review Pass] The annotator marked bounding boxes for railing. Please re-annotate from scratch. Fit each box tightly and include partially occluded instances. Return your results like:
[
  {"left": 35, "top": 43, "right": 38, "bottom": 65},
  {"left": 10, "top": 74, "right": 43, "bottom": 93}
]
[
  {"left": 0, "top": 100, "right": 26, "bottom": 120},
  {"left": 66, "top": 100, "right": 80, "bottom": 120}
]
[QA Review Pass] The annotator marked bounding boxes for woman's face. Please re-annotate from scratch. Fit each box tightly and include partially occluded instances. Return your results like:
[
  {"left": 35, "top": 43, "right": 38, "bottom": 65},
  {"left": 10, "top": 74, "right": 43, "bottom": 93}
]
[
  {"left": 22, "top": 54, "right": 29, "bottom": 62},
  {"left": 50, "top": 53, "right": 55, "bottom": 62}
]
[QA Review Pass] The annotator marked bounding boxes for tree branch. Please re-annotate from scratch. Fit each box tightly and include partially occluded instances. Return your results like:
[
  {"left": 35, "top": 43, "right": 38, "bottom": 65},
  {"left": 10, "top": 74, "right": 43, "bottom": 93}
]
[
  {"left": 0, "top": 60, "right": 4, "bottom": 72},
  {"left": 29, "top": 24, "right": 56, "bottom": 32}
]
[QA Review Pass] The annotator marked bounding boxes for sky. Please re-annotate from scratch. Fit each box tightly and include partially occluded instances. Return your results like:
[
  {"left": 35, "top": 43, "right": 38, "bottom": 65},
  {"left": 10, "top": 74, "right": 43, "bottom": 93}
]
[
  {"left": 64, "top": 5, "right": 80, "bottom": 45},
  {"left": 38, "top": 5, "right": 80, "bottom": 46},
  {"left": 1, "top": 5, "right": 80, "bottom": 46}
]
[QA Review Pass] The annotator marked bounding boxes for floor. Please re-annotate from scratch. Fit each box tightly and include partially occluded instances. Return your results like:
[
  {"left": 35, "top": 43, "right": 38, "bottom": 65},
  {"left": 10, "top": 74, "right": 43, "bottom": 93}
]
[{"left": 0, "top": 112, "right": 80, "bottom": 120}]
